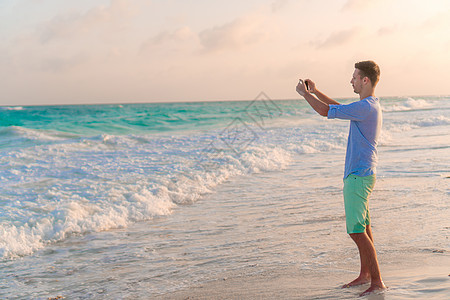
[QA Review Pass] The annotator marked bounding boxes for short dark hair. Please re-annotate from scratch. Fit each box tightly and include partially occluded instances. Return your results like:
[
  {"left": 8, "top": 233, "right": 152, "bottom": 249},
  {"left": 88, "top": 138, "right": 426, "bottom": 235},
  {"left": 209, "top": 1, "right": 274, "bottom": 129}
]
[{"left": 355, "top": 60, "right": 380, "bottom": 87}]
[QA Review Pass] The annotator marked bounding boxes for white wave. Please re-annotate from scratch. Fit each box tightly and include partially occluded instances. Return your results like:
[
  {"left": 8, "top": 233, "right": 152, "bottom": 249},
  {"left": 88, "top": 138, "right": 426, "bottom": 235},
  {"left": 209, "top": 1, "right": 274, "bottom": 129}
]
[
  {"left": 0, "top": 224, "right": 44, "bottom": 259},
  {"left": 415, "top": 115, "right": 450, "bottom": 127},
  {"left": 286, "top": 139, "right": 345, "bottom": 154},
  {"left": 163, "top": 145, "right": 292, "bottom": 205},
  {"left": 240, "top": 146, "right": 291, "bottom": 172},
  {"left": 385, "top": 115, "right": 450, "bottom": 132},
  {"left": 0, "top": 106, "right": 24, "bottom": 110},
  {"left": 0, "top": 188, "right": 176, "bottom": 259},
  {"left": 378, "top": 129, "right": 392, "bottom": 145},
  {"left": 0, "top": 142, "right": 293, "bottom": 260},
  {"left": 0, "top": 126, "right": 77, "bottom": 142},
  {"left": 382, "top": 97, "right": 433, "bottom": 112}
]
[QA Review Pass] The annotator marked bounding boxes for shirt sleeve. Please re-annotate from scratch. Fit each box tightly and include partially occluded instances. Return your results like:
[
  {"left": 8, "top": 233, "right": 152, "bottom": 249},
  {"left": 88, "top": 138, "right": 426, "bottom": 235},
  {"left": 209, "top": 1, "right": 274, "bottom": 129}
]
[{"left": 327, "top": 100, "right": 369, "bottom": 121}]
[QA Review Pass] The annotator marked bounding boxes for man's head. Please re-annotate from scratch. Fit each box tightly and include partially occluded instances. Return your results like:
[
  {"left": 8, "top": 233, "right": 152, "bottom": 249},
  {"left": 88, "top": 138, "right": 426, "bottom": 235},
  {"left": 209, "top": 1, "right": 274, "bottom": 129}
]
[{"left": 351, "top": 60, "right": 380, "bottom": 97}]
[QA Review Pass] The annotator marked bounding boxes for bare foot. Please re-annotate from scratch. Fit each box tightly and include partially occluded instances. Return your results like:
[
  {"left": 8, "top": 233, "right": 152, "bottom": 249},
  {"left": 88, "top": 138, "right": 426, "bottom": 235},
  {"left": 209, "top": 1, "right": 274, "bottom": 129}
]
[
  {"left": 341, "top": 275, "right": 371, "bottom": 288},
  {"left": 359, "top": 282, "right": 387, "bottom": 297}
]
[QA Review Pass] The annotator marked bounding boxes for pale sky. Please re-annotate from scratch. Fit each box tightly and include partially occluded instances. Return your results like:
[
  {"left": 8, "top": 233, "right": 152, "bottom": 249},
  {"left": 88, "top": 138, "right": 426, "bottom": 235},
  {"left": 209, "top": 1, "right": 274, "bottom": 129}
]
[{"left": 1, "top": 0, "right": 449, "bottom": 105}]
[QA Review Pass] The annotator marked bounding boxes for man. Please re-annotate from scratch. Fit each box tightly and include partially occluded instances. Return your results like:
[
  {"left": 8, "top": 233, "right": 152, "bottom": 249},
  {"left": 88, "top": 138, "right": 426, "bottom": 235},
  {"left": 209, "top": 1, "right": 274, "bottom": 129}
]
[{"left": 296, "top": 60, "right": 386, "bottom": 296}]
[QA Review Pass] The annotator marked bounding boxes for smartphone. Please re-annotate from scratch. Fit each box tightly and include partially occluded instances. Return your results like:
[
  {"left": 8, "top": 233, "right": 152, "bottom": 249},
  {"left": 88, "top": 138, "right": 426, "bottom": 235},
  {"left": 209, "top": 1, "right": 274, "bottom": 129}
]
[{"left": 299, "top": 79, "right": 310, "bottom": 91}]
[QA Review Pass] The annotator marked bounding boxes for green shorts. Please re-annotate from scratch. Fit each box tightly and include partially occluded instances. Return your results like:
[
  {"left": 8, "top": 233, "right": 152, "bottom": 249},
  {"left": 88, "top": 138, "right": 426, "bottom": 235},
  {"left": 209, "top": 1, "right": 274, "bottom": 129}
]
[{"left": 343, "top": 174, "right": 376, "bottom": 234}]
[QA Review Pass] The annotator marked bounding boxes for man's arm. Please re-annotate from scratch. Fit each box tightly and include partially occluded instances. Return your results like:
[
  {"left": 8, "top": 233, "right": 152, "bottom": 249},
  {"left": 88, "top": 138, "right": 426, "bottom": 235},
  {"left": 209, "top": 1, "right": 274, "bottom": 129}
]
[
  {"left": 305, "top": 79, "right": 341, "bottom": 105},
  {"left": 296, "top": 81, "right": 329, "bottom": 117},
  {"left": 312, "top": 89, "right": 341, "bottom": 105}
]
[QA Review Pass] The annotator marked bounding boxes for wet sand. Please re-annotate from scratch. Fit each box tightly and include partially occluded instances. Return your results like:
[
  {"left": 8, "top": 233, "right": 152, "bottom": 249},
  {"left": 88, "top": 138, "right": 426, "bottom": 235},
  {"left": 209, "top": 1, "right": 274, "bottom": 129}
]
[{"left": 155, "top": 252, "right": 449, "bottom": 299}]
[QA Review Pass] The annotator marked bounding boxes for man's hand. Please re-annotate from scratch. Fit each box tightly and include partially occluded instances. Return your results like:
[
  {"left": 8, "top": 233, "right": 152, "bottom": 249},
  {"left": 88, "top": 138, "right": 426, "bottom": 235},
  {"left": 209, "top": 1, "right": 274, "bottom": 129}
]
[
  {"left": 304, "top": 79, "right": 316, "bottom": 93},
  {"left": 295, "top": 78, "right": 330, "bottom": 117},
  {"left": 296, "top": 79, "right": 308, "bottom": 97}
]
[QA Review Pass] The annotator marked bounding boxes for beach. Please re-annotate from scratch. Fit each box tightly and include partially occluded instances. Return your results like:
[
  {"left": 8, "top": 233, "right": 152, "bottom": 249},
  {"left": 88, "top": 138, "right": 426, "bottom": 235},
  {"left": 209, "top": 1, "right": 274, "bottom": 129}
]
[
  {"left": 154, "top": 162, "right": 450, "bottom": 299},
  {"left": 1, "top": 96, "right": 449, "bottom": 299}
]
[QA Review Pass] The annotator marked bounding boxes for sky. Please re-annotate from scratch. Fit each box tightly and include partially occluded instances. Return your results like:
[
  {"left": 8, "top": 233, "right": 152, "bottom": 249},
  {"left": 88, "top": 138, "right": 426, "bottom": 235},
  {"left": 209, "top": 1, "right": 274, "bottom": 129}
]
[{"left": 1, "top": 0, "right": 450, "bottom": 105}]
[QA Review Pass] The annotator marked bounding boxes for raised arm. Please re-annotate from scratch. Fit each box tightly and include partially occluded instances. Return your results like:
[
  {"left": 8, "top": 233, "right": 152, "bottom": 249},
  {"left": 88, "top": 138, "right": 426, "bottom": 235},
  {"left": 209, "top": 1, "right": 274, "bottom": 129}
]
[
  {"left": 305, "top": 79, "right": 341, "bottom": 105},
  {"left": 296, "top": 80, "right": 329, "bottom": 117}
]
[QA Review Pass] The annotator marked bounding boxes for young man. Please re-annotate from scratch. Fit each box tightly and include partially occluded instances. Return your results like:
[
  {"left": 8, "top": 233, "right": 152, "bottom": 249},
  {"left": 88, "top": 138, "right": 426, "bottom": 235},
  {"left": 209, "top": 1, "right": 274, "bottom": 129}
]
[{"left": 296, "top": 61, "right": 386, "bottom": 296}]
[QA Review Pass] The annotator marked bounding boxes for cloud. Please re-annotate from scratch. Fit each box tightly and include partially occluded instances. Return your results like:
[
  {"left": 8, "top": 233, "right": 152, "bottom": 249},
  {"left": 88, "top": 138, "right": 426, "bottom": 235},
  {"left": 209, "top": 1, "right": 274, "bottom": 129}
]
[
  {"left": 420, "top": 9, "right": 450, "bottom": 30},
  {"left": 138, "top": 26, "right": 199, "bottom": 57},
  {"left": 38, "top": 0, "right": 135, "bottom": 43},
  {"left": 377, "top": 25, "right": 398, "bottom": 36},
  {"left": 342, "top": 0, "right": 367, "bottom": 10},
  {"left": 139, "top": 13, "right": 270, "bottom": 55},
  {"left": 198, "top": 15, "right": 267, "bottom": 52},
  {"left": 141, "top": 26, "right": 197, "bottom": 49},
  {"left": 40, "top": 53, "right": 89, "bottom": 72},
  {"left": 4, "top": 0, "right": 137, "bottom": 76},
  {"left": 312, "top": 28, "right": 359, "bottom": 49},
  {"left": 271, "top": 0, "right": 290, "bottom": 12},
  {"left": 341, "top": 0, "right": 387, "bottom": 11}
]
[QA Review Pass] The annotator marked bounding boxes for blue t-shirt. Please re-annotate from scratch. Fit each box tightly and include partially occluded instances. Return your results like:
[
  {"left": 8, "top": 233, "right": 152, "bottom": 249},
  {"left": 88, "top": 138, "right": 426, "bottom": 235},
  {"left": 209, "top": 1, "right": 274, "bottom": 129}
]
[{"left": 327, "top": 96, "right": 382, "bottom": 179}]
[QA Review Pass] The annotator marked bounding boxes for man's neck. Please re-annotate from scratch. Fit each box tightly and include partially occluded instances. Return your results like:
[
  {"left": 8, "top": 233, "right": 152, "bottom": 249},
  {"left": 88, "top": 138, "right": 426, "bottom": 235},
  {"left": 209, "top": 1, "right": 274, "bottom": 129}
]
[{"left": 359, "top": 89, "right": 375, "bottom": 100}]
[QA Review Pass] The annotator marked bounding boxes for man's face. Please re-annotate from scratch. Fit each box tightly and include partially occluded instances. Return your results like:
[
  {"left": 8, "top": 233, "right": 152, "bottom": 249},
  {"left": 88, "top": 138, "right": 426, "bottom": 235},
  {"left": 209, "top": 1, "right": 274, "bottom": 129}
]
[{"left": 350, "top": 69, "right": 363, "bottom": 94}]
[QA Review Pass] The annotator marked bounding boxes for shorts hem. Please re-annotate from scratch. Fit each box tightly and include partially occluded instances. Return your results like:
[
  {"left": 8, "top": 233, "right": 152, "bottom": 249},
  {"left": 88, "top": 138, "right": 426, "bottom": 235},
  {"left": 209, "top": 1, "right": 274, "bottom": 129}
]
[{"left": 347, "top": 229, "right": 367, "bottom": 234}]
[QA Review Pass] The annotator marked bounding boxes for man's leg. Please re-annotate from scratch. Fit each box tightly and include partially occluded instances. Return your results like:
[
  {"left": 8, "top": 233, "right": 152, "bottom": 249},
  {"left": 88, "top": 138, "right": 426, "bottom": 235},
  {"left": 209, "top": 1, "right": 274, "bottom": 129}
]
[
  {"left": 342, "top": 175, "right": 385, "bottom": 294},
  {"left": 366, "top": 224, "right": 374, "bottom": 243},
  {"left": 341, "top": 228, "right": 371, "bottom": 288},
  {"left": 347, "top": 230, "right": 386, "bottom": 296}
]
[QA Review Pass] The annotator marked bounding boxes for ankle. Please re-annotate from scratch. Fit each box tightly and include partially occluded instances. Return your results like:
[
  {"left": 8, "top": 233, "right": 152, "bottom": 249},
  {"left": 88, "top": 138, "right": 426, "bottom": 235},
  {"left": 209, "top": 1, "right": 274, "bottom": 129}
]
[
  {"left": 359, "top": 272, "right": 370, "bottom": 279},
  {"left": 370, "top": 280, "right": 386, "bottom": 288}
]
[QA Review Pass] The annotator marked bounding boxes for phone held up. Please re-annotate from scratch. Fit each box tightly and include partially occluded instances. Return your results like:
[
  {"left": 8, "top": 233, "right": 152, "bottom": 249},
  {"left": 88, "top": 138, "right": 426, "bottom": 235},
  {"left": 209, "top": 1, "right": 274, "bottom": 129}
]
[{"left": 299, "top": 79, "right": 310, "bottom": 91}]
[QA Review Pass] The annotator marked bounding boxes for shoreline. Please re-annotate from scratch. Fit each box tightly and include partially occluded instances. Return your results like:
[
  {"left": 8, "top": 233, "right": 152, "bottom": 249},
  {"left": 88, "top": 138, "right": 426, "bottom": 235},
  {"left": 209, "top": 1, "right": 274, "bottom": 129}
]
[{"left": 154, "top": 251, "right": 450, "bottom": 299}]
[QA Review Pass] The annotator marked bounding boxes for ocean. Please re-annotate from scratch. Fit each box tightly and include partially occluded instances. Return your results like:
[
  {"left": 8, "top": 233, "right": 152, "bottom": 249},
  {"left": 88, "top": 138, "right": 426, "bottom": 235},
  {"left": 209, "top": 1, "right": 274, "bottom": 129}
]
[{"left": 1, "top": 95, "right": 449, "bottom": 299}]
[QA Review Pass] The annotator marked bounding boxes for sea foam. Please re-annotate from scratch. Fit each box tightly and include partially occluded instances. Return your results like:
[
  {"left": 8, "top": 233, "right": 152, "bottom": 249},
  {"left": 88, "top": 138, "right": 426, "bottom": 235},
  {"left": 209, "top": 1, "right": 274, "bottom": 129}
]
[
  {"left": 382, "top": 97, "right": 433, "bottom": 112},
  {"left": 0, "top": 128, "right": 292, "bottom": 259},
  {"left": 0, "top": 106, "right": 24, "bottom": 111}
]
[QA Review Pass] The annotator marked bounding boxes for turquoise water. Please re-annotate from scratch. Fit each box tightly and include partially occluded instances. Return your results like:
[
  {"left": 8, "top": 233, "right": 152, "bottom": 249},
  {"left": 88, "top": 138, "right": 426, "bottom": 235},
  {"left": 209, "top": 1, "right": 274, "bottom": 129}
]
[
  {"left": 1, "top": 96, "right": 449, "bottom": 298},
  {"left": 0, "top": 99, "right": 312, "bottom": 151},
  {"left": 0, "top": 99, "right": 306, "bottom": 136},
  {"left": 1, "top": 102, "right": 236, "bottom": 135}
]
